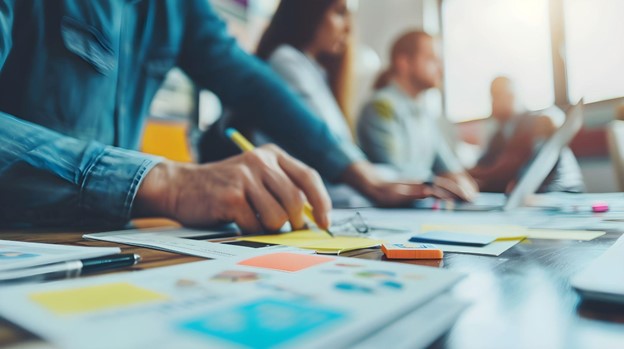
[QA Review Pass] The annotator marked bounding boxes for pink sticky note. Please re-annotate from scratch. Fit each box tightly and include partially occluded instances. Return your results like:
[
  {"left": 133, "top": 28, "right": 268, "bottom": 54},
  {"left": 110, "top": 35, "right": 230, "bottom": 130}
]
[{"left": 238, "top": 253, "right": 334, "bottom": 272}]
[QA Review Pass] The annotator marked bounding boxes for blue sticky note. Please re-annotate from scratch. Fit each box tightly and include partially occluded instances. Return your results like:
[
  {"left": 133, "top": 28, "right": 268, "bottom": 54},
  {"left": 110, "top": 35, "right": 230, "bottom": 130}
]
[
  {"left": 410, "top": 231, "right": 495, "bottom": 247},
  {"left": 178, "top": 298, "right": 345, "bottom": 348}
]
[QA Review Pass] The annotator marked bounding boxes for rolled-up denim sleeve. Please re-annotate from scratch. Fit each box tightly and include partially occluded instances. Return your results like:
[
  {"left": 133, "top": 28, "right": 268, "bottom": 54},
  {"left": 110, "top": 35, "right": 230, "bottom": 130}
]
[
  {"left": 0, "top": 113, "right": 162, "bottom": 227},
  {"left": 177, "top": 0, "right": 358, "bottom": 180}
]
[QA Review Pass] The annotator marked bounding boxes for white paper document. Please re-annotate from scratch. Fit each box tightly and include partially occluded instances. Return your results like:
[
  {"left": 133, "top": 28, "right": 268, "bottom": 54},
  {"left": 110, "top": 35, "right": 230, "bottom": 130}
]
[
  {"left": 355, "top": 293, "right": 469, "bottom": 349},
  {"left": 84, "top": 228, "right": 308, "bottom": 259},
  {"left": 0, "top": 240, "right": 120, "bottom": 272},
  {"left": 331, "top": 209, "right": 606, "bottom": 256},
  {"left": 0, "top": 252, "right": 465, "bottom": 349}
]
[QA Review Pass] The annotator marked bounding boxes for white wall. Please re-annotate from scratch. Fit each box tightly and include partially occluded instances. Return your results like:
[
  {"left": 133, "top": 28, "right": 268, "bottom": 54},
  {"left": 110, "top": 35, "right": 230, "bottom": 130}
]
[
  {"left": 355, "top": 0, "right": 425, "bottom": 63},
  {"left": 352, "top": 0, "right": 427, "bottom": 115},
  {"left": 579, "top": 158, "right": 618, "bottom": 193}
]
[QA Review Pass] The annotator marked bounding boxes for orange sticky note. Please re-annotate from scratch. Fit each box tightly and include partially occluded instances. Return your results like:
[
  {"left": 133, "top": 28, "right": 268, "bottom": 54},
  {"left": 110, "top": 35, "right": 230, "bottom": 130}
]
[
  {"left": 238, "top": 253, "right": 334, "bottom": 272},
  {"left": 381, "top": 243, "right": 444, "bottom": 260}
]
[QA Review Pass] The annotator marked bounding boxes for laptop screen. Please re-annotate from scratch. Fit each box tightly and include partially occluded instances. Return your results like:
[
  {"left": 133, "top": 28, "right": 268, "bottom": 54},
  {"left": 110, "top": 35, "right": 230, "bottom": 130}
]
[{"left": 503, "top": 100, "right": 585, "bottom": 211}]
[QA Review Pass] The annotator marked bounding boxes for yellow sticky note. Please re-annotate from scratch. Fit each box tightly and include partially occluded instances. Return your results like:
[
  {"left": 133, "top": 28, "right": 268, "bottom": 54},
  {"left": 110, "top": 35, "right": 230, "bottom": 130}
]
[
  {"left": 421, "top": 224, "right": 527, "bottom": 240},
  {"left": 239, "top": 230, "right": 382, "bottom": 254},
  {"left": 30, "top": 282, "right": 168, "bottom": 315},
  {"left": 523, "top": 229, "right": 605, "bottom": 241},
  {"left": 420, "top": 224, "right": 604, "bottom": 241}
]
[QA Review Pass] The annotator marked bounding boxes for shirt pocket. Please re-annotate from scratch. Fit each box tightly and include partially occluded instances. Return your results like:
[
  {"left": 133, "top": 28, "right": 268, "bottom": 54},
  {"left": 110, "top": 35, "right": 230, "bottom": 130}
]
[
  {"left": 60, "top": 17, "right": 115, "bottom": 75},
  {"left": 144, "top": 47, "right": 177, "bottom": 79}
]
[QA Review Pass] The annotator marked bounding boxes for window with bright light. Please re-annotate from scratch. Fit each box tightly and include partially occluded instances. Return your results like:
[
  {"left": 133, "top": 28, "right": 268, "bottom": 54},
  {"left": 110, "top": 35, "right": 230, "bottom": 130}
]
[
  {"left": 442, "top": 0, "right": 555, "bottom": 122},
  {"left": 564, "top": 0, "right": 624, "bottom": 103}
]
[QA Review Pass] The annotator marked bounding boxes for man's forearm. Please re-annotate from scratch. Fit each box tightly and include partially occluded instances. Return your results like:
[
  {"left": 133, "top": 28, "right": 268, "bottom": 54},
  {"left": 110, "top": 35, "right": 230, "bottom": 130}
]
[
  {"left": 131, "top": 145, "right": 332, "bottom": 231},
  {"left": 0, "top": 112, "right": 162, "bottom": 227},
  {"left": 132, "top": 162, "right": 174, "bottom": 219}
]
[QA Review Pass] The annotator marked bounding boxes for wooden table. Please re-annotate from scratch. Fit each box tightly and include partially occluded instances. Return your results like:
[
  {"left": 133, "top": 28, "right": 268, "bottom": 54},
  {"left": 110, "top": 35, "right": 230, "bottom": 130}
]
[{"left": 1, "top": 222, "right": 623, "bottom": 349}]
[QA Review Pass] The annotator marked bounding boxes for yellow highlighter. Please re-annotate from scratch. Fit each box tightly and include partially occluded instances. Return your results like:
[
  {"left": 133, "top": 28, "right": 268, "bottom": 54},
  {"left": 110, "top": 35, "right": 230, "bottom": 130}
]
[{"left": 225, "top": 128, "right": 333, "bottom": 237}]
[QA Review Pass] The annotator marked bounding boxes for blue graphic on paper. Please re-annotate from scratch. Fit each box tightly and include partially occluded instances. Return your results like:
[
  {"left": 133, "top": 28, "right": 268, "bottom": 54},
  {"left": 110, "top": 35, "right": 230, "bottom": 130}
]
[
  {"left": 179, "top": 298, "right": 345, "bottom": 348},
  {"left": 380, "top": 280, "right": 403, "bottom": 290},
  {"left": 334, "top": 282, "right": 374, "bottom": 294},
  {"left": 0, "top": 252, "right": 39, "bottom": 259}
]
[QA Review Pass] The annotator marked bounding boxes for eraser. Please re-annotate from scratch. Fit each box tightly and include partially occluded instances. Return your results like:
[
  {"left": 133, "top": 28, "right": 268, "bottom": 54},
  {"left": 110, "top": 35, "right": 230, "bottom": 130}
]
[
  {"left": 381, "top": 243, "right": 443, "bottom": 260},
  {"left": 591, "top": 201, "right": 609, "bottom": 213}
]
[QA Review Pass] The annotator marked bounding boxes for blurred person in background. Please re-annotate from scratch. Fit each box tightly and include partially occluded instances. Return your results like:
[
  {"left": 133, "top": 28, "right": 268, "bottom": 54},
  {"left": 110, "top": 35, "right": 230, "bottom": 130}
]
[
  {"left": 255, "top": 0, "right": 474, "bottom": 205},
  {"left": 357, "top": 30, "right": 478, "bottom": 198},
  {"left": 469, "top": 76, "right": 585, "bottom": 193}
]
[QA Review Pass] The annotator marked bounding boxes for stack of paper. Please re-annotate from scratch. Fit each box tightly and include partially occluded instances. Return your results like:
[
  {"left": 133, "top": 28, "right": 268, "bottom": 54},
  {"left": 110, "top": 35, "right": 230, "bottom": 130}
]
[
  {"left": 0, "top": 240, "right": 121, "bottom": 282},
  {"left": 84, "top": 229, "right": 357, "bottom": 259},
  {"left": 86, "top": 228, "right": 383, "bottom": 257},
  {"left": 384, "top": 224, "right": 604, "bottom": 257},
  {"left": 86, "top": 228, "right": 277, "bottom": 259},
  {"left": 0, "top": 251, "right": 467, "bottom": 349},
  {"left": 329, "top": 209, "right": 607, "bottom": 257}
]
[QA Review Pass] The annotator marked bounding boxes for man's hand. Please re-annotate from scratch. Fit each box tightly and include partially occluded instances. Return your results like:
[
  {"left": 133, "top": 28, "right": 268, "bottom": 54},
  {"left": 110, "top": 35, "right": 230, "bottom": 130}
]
[
  {"left": 133, "top": 145, "right": 331, "bottom": 233},
  {"left": 470, "top": 115, "right": 557, "bottom": 193},
  {"left": 340, "top": 162, "right": 452, "bottom": 207},
  {"left": 435, "top": 172, "right": 479, "bottom": 202}
]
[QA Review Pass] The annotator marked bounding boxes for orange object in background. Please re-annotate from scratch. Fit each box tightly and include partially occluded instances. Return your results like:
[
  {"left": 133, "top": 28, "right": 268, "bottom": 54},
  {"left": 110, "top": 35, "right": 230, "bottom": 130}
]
[{"left": 141, "top": 118, "right": 194, "bottom": 162}]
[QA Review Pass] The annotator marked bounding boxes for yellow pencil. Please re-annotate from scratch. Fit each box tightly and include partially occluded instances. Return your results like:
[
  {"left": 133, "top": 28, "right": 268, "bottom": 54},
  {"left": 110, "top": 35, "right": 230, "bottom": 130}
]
[{"left": 225, "top": 128, "right": 333, "bottom": 237}]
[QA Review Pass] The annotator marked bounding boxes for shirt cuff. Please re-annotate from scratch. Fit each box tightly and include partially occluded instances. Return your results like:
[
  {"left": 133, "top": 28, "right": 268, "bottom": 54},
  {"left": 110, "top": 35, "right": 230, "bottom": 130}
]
[{"left": 80, "top": 146, "right": 163, "bottom": 224}]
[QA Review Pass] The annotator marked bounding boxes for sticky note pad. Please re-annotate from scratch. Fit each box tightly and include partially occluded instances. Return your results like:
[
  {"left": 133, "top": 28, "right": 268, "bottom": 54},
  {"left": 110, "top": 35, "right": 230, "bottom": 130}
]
[
  {"left": 238, "top": 230, "right": 382, "bottom": 254},
  {"left": 238, "top": 253, "right": 334, "bottom": 272},
  {"left": 29, "top": 282, "right": 168, "bottom": 315},
  {"left": 382, "top": 243, "right": 443, "bottom": 260},
  {"left": 410, "top": 231, "right": 495, "bottom": 247}
]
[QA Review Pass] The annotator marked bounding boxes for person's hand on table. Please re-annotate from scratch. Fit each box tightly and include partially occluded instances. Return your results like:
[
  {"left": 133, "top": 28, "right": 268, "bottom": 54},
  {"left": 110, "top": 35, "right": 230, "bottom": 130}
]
[
  {"left": 340, "top": 162, "right": 453, "bottom": 207},
  {"left": 435, "top": 172, "right": 479, "bottom": 202},
  {"left": 133, "top": 144, "right": 331, "bottom": 233}
]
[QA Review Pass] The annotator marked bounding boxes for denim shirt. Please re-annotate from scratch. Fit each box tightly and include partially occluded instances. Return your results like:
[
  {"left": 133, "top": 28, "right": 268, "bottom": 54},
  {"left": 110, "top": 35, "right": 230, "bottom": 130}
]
[{"left": 0, "top": 0, "right": 355, "bottom": 228}]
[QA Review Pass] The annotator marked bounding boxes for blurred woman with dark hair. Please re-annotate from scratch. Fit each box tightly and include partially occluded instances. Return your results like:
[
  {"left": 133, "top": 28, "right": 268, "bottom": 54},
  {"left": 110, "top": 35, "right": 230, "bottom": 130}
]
[
  {"left": 257, "top": 0, "right": 355, "bottom": 151},
  {"left": 256, "top": 0, "right": 475, "bottom": 205}
]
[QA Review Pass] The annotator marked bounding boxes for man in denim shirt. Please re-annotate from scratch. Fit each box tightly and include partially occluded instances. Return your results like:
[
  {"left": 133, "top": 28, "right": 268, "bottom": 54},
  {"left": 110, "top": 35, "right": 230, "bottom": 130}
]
[{"left": 0, "top": 0, "right": 442, "bottom": 231}]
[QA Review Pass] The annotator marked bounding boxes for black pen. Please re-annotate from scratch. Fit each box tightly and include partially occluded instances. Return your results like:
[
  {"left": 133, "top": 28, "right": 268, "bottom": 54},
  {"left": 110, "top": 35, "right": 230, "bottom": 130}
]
[
  {"left": 79, "top": 253, "right": 142, "bottom": 274},
  {"left": 0, "top": 254, "right": 141, "bottom": 283}
]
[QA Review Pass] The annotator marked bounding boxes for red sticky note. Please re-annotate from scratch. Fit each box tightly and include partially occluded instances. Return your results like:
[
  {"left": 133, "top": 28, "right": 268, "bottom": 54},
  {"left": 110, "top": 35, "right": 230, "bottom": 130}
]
[{"left": 238, "top": 253, "right": 334, "bottom": 272}]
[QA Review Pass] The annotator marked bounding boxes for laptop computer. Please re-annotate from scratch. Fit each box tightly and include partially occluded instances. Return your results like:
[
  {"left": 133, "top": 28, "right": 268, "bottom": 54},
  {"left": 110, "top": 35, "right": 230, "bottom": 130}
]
[
  {"left": 414, "top": 100, "right": 585, "bottom": 211},
  {"left": 572, "top": 233, "right": 624, "bottom": 304}
]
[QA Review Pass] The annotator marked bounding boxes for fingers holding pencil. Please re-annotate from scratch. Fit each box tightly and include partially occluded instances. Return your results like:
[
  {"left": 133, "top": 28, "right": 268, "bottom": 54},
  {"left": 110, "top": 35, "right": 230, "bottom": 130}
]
[{"left": 225, "top": 128, "right": 332, "bottom": 231}]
